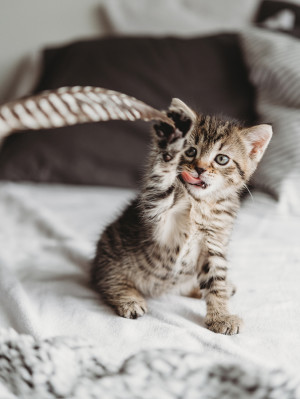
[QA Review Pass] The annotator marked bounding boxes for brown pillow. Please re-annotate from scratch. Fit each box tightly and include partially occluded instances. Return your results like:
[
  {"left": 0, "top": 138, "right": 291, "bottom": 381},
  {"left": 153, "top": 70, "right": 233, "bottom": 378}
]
[{"left": 0, "top": 34, "right": 256, "bottom": 188}]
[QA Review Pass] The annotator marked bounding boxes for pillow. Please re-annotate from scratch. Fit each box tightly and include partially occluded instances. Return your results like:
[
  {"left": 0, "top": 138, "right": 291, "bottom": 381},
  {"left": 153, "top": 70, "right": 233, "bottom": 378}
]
[
  {"left": 240, "top": 27, "right": 300, "bottom": 203},
  {"left": 254, "top": 0, "right": 300, "bottom": 37},
  {"left": 101, "top": 0, "right": 260, "bottom": 36},
  {"left": 0, "top": 34, "right": 257, "bottom": 188}
]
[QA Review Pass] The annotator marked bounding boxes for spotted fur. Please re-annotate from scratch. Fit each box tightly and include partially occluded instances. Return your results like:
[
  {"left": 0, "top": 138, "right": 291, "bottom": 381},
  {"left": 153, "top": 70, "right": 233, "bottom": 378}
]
[{"left": 92, "top": 98, "right": 272, "bottom": 335}]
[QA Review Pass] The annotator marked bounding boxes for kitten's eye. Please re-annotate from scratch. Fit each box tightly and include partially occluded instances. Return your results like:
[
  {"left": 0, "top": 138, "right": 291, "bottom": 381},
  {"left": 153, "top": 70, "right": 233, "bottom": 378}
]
[
  {"left": 215, "top": 154, "right": 230, "bottom": 165},
  {"left": 185, "top": 147, "right": 197, "bottom": 157}
]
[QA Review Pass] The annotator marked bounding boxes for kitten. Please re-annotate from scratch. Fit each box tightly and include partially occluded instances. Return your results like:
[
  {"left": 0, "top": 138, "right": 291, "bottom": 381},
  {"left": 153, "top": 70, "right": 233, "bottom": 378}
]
[{"left": 91, "top": 98, "right": 272, "bottom": 335}]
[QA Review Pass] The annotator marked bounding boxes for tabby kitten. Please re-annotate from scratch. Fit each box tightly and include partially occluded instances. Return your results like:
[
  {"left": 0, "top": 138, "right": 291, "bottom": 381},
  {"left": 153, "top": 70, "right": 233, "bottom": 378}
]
[{"left": 91, "top": 99, "right": 272, "bottom": 335}]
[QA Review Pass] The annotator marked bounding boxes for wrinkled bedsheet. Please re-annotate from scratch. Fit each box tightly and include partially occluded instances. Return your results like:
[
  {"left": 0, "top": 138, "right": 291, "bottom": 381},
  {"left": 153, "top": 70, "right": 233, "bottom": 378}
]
[{"left": 0, "top": 182, "right": 299, "bottom": 379}]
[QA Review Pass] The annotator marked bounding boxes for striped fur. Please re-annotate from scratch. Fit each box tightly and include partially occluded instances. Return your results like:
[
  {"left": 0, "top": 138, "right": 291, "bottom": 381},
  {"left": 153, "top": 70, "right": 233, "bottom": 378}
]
[
  {"left": 0, "top": 86, "right": 174, "bottom": 140},
  {"left": 92, "top": 99, "right": 272, "bottom": 335}
]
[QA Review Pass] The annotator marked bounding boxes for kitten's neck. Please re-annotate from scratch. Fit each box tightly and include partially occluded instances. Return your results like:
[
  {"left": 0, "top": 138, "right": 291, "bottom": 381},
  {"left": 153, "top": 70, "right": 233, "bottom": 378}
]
[{"left": 186, "top": 183, "right": 240, "bottom": 207}]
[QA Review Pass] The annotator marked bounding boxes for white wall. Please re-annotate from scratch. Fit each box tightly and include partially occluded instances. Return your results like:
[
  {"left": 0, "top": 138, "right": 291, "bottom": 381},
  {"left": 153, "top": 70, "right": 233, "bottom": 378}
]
[{"left": 0, "top": 0, "right": 108, "bottom": 102}]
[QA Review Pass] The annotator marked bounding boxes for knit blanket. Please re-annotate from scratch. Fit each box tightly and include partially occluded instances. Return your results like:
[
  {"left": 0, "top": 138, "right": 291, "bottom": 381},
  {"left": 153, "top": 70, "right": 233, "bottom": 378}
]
[{"left": 0, "top": 329, "right": 299, "bottom": 399}]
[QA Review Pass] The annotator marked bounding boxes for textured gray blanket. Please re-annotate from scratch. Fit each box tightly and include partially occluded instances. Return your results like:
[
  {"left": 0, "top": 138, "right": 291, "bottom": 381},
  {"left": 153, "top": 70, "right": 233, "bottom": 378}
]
[{"left": 0, "top": 329, "right": 299, "bottom": 399}]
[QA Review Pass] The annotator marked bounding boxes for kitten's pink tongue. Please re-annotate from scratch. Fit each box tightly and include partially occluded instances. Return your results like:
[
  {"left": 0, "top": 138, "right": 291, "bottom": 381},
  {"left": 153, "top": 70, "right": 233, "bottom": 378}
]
[{"left": 181, "top": 171, "right": 202, "bottom": 184}]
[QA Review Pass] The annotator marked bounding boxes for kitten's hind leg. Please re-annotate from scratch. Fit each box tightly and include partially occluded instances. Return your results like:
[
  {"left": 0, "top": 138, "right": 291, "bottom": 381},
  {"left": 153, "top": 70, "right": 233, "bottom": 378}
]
[
  {"left": 103, "top": 285, "right": 147, "bottom": 319},
  {"left": 186, "top": 285, "right": 202, "bottom": 299},
  {"left": 227, "top": 280, "right": 237, "bottom": 297}
]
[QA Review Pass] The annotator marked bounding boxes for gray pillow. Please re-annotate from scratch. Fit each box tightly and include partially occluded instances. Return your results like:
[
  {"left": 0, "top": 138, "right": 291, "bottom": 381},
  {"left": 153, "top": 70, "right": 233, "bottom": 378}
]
[{"left": 241, "top": 28, "right": 300, "bottom": 202}]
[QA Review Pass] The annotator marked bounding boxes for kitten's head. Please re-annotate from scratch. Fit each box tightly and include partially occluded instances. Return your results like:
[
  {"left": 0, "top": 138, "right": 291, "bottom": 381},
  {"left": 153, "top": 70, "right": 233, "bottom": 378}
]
[{"left": 169, "top": 99, "right": 272, "bottom": 201}]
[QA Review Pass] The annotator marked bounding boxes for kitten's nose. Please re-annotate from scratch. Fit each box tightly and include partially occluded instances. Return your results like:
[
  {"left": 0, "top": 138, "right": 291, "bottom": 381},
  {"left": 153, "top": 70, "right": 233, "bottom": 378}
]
[{"left": 195, "top": 166, "right": 206, "bottom": 176}]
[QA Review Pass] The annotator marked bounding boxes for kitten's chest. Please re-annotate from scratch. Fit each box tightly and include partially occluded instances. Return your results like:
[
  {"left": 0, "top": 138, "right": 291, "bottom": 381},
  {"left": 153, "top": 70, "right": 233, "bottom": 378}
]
[
  {"left": 168, "top": 202, "right": 212, "bottom": 271},
  {"left": 154, "top": 196, "right": 193, "bottom": 246},
  {"left": 153, "top": 196, "right": 212, "bottom": 271},
  {"left": 137, "top": 202, "right": 211, "bottom": 296},
  {"left": 164, "top": 209, "right": 208, "bottom": 269},
  {"left": 174, "top": 228, "right": 203, "bottom": 270}
]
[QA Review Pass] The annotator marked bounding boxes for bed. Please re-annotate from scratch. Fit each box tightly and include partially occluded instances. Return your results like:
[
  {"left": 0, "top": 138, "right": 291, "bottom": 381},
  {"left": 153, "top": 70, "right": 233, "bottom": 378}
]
[{"left": 0, "top": 1, "right": 300, "bottom": 398}]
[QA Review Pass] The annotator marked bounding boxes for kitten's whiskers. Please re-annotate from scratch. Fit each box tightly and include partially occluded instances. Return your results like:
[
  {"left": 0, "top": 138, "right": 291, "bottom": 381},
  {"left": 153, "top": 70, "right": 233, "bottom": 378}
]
[{"left": 243, "top": 183, "right": 253, "bottom": 201}]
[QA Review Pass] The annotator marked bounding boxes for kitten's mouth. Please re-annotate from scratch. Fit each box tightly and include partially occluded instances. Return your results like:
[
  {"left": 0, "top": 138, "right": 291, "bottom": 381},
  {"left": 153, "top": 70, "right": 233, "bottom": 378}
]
[{"left": 181, "top": 171, "right": 208, "bottom": 189}]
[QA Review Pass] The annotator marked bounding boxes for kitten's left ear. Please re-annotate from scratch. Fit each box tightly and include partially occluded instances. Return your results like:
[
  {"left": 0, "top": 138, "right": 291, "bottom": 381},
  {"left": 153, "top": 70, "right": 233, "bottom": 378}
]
[{"left": 241, "top": 124, "right": 273, "bottom": 164}]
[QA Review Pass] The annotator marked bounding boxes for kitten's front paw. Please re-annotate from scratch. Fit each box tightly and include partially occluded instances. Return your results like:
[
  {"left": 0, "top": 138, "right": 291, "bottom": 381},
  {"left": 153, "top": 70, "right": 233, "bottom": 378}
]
[
  {"left": 154, "top": 111, "right": 192, "bottom": 145},
  {"left": 205, "top": 314, "right": 243, "bottom": 335},
  {"left": 154, "top": 122, "right": 181, "bottom": 145},
  {"left": 167, "top": 110, "right": 192, "bottom": 139},
  {"left": 116, "top": 300, "right": 147, "bottom": 319}
]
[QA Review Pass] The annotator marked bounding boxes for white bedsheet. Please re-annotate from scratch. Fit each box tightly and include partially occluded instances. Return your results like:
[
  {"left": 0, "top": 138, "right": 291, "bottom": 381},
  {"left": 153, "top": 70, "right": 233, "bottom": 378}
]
[{"left": 0, "top": 182, "right": 299, "bottom": 375}]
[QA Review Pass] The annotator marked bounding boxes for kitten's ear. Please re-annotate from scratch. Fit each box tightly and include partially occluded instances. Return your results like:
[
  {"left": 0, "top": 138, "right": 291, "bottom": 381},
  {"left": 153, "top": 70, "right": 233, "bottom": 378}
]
[
  {"left": 168, "top": 98, "right": 197, "bottom": 123},
  {"left": 242, "top": 124, "right": 273, "bottom": 164}
]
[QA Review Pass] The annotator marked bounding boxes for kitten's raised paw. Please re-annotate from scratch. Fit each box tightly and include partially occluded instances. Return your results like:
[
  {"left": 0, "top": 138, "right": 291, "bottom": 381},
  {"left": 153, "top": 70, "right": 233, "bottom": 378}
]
[
  {"left": 167, "top": 110, "right": 192, "bottom": 138},
  {"left": 154, "top": 111, "right": 192, "bottom": 146},
  {"left": 116, "top": 300, "right": 147, "bottom": 319},
  {"left": 154, "top": 122, "right": 176, "bottom": 142},
  {"left": 205, "top": 314, "right": 243, "bottom": 335}
]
